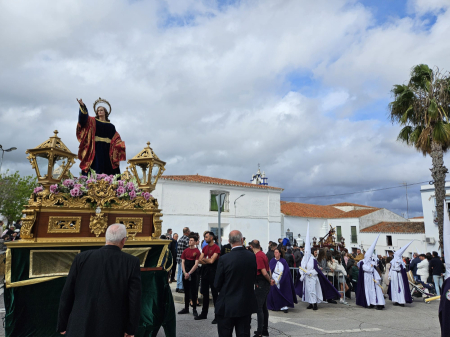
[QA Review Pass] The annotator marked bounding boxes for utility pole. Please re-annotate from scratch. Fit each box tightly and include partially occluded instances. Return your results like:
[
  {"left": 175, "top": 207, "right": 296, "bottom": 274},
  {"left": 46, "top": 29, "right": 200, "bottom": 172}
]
[{"left": 402, "top": 182, "right": 409, "bottom": 220}]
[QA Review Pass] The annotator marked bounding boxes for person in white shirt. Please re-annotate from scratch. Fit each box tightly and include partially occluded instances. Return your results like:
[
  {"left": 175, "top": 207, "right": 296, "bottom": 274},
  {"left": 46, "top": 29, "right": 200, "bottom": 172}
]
[{"left": 416, "top": 254, "right": 429, "bottom": 283}]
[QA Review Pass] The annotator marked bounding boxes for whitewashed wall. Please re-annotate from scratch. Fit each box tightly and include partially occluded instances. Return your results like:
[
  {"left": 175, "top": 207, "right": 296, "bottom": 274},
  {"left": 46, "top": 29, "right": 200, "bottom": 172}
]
[
  {"left": 359, "top": 232, "right": 428, "bottom": 257},
  {"left": 359, "top": 209, "right": 407, "bottom": 230},
  {"left": 152, "top": 179, "right": 282, "bottom": 247},
  {"left": 420, "top": 182, "right": 450, "bottom": 253}
]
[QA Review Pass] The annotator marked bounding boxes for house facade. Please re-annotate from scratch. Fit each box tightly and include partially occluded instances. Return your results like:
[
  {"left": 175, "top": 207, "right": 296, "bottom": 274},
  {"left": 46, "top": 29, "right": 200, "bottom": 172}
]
[{"left": 152, "top": 174, "right": 283, "bottom": 245}]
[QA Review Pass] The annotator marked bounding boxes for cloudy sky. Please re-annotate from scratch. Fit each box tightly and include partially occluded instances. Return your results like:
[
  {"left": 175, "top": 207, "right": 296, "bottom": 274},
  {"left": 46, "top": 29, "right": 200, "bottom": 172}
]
[{"left": 1, "top": 0, "right": 450, "bottom": 217}]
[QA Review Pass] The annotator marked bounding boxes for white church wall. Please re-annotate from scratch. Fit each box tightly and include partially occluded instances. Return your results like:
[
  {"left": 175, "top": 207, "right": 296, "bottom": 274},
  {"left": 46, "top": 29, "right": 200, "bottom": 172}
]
[{"left": 359, "top": 232, "right": 427, "bottom": 257}]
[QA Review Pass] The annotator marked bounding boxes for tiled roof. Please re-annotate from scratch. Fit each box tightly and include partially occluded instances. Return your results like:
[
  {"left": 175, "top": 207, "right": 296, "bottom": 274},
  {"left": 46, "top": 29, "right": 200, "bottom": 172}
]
[
  {"left": 280, "top": 201, "right": 380, "bottom": 219},
  {"left": 333, "top": 208, "right": 380, "bottom": 218},
  {"left": 409, "top": 216, "right": 424, "bottom": 219},
  {"left": 161, "top": 175, "right": 283, "bottom": 191},
  {"left": 280, "top": 201, "right": 345, "bottom": 218},
  {"left": 360, "top": 222, "right": 425, "bottom": 234},
  {"left": 328, "top": 202, "right": 375, "bottom": 208}
]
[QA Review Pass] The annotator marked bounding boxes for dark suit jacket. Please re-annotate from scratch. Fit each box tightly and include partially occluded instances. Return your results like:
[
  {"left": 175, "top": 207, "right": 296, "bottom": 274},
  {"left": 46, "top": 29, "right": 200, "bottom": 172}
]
[
  {"left": 57, "top": 245, "right": 141, "bottom": 337},
  {"left": 214, "top": 246, "right": 258, "bottom": 317}
]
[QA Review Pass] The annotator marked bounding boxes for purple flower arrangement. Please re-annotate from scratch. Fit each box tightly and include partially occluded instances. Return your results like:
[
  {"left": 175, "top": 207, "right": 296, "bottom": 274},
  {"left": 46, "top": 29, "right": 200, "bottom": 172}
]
[{"left": 33, "top": 169, "right": 152, "bottom": 203}]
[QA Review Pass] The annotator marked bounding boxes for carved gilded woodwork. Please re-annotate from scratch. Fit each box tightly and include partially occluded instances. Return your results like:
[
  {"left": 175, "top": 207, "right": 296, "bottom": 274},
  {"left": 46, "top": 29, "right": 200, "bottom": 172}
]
[
  {"left": 29, "top": 250, "right": 80, "bottom": 278},
  {"left": 116, "top": 217, "right": 143, "bottom": 240},
  {"left": 20, "top": 209, "right": 37, "bottom": 239},
  {"left": 48, "top": 216, "right": 81, "bottom": 233},
  {"left": 152, "top": 212, "right": 163, "bottom": 238},
  {"left": 89, "top": 213, "right": 108, "bottom": 237}
]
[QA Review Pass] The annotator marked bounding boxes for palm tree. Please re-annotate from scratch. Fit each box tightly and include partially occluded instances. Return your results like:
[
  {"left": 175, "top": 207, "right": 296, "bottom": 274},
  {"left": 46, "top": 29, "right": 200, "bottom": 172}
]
[{"left": 389, "top": 64, "right": 450, "bottom": 249}]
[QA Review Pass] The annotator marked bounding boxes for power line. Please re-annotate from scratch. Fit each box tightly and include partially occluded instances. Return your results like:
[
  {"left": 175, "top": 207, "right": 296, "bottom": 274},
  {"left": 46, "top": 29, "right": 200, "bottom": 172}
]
[{"left": 281, "top": 181, "right": 432, "bottom": 199}]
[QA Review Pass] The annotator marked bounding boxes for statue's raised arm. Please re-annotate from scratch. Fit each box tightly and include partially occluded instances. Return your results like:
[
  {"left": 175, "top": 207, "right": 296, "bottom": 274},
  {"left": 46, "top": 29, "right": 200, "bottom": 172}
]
[{"left": 75, "top": 97, "right": 126, "bottom": 176}]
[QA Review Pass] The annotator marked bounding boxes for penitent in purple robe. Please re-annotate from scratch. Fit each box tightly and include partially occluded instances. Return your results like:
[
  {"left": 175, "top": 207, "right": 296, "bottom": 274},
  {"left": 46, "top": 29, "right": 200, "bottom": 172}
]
[
  {"left": 439, "top": 278, "right": 450, "bottom": 336},
  {"left": 294, "top": 259, "right": 340, "bottom": 301},
  {"left": 387, "top": 265, "right": 412, "bottom": 304},
  {"left": 267, "top": 258, "right": 297, "bottom": 310}
]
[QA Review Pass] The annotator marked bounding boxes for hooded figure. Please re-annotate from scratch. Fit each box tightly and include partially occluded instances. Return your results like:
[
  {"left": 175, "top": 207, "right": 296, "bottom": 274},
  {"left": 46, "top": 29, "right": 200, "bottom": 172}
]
[
  {"left": 388, "top": 241, "right": 413, "bottom": 306},
  {"left": 267, "top": 248, "right": 297, "bottom": 313},
  {"left": 356, "top": 234, "right": 385, "bottom": 310},
  {"left": 439, "top": 202, "right": 450, "bottom": 336},
  {"left": 296, "top": 223, "right": 340, "bottom": 310}
]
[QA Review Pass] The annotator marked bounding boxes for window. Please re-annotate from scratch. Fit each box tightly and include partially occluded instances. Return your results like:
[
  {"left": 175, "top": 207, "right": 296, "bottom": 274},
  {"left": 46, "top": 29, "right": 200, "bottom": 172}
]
[
  {"left": 386, "top": 235, "right": 392, "bottom": 246},
  {"left": 351, "top": 226, "right": 357, "bottom": 243},
  {"left": 336, "top": 226, "right": 342, "bottom": 241},
  {"left": 210, "top": 191, "right": 229, "bottom": 212}
]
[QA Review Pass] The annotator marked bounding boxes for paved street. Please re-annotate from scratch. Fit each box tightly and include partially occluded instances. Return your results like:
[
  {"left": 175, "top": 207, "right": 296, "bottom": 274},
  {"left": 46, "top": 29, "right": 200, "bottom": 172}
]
[{"left": 164, "top": 284, "right": 441, "bottom": 337}]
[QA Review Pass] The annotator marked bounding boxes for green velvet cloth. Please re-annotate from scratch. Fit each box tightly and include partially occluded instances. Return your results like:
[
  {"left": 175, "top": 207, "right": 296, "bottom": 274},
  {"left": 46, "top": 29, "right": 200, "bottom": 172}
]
[{"left": 5, "top": 245, "right": 175, "bottom": 337}]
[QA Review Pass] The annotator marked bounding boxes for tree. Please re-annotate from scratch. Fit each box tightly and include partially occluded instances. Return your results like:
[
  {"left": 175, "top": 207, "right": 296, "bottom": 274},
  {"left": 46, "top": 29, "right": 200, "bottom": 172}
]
[
  {"left": 0, "top": 170, "right": 37, "bottom": 224},
  {"left": 389, "top": 64, "right": 450, "bottom": 249}
]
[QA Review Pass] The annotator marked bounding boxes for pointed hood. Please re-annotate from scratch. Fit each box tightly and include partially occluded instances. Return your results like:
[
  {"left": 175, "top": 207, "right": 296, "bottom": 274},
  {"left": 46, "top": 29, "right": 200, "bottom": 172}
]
[
  {"left": 364, "top": 234, "right": 380, "bottom": 263},
  {"left": 444, "top": 202, "right": 450, "bottom": 279},
  {"left": 394, "top": 241, "right": 413, "bottom": 260},
  {"left": 301, "top": 222, "right": 311, "bottom": 270},
  {"left": 415, "top": 246, "right": 421, "bottom": 256}
]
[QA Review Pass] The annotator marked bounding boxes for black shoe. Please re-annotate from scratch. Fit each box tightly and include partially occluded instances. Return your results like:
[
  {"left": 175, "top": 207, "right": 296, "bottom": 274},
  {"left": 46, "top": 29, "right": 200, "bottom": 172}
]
[
  {"left": 262, "top": 330, "right": 269, "bottom": 336},
  {"left": 399, "top": 304, "right": 405, "bottom": 307},
  {"left": 283, "top": 309, "right": 288, "bottom": 313},
  {"left": 193, "top": 309, "right": 198, "bottom": 317},
  {"left": 178, "top": 308, "right": 189, "bottom": 314},
  {"left": 313, "top": 303, "right": 318, "bottom": 310},
  {"left": 327, "top": 299, "right": 337, "bottom": 304},
  {"left": 211, "top": 318, "right": 218, "bottom": 324},
  {"left": 178, "top": 289, "right": 185, "bottom": 293},
  {"left": 253, "top": 334, "right": 262, "bottom": 337},
  {"left": 376, "top": 305, "right": 384, "bottom": 310},
  {"left": 175, "top": 288, "right": 179, "bottom": 292},
  {"left": 306, "top": 304, "right": 313, "bottom": 309},
  {"left": 194, "top": 314, "right": 207, "bottom": 320},
  {"left": 393, "top": 302, "right": 399, "bottom": 306},
  {"left": 367, "top": 305, "right": 374, "bottom": 309}
]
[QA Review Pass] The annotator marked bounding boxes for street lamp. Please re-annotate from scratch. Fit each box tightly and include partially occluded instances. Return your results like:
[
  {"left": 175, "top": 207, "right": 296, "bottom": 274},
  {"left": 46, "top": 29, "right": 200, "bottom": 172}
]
[
  {"left": 0, "top": 145, "right": 17, "bottom": 173},
  {"left": 234, "top": 194, "right": 245, "bottom": 217}
]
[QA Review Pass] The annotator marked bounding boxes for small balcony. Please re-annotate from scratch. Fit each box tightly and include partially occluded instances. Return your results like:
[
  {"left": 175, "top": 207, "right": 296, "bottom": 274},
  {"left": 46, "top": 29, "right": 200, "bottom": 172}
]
[{"left": 351, "top": 235, "right": 358, "bottom": 243}]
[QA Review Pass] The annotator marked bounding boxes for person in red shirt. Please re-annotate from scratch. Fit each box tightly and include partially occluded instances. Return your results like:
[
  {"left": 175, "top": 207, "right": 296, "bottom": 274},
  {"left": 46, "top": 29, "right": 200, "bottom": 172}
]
[
  {"left": 195, "top": 231, "right": 220, "bottom": 323},
  {"left": 250, "top": 240, "right": 271, "bottom": 337},
  {"left": 178, "top": 234, "right": 201, "bottom": 317}
]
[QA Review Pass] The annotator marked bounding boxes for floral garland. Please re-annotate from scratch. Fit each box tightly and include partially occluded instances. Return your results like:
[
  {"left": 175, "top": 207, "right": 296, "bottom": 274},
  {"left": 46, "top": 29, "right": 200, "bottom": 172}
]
[{"left": 33, "top": 170, "right": 152, "bottom": 201}]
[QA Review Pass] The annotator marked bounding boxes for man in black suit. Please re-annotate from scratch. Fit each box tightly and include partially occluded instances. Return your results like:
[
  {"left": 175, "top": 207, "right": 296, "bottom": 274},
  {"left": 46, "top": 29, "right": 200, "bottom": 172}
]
[
  {"left": 214, "top": 230, "right": 258, "bottom": 337},
  {"left": 57, "top": 223, "right": 141, "bottom": 337}
]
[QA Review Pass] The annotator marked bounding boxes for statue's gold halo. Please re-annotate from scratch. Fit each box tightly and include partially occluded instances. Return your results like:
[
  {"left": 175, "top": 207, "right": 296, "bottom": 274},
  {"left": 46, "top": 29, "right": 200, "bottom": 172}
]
[{"left": 93, "top": 97, "right": 112, "bottom": 116}]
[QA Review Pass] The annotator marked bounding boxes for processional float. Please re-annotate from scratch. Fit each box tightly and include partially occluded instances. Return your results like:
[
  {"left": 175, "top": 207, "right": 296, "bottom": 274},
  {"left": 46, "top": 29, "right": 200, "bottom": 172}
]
[{"left": 4, "top": 131, "right": 175, "bottom": 337}]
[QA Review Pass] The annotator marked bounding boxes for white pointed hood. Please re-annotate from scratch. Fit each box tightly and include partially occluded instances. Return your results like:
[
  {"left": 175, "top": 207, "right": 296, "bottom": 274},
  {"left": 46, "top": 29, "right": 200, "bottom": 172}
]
[
  {"left": 391, "top": 240, "right": 413, "bottom": 266},
  {"left": 444, "top": 202, "right": 450, "bottom": 279},
  {"left": 301, "top": 222, "right": 311, "bottom": 270},
  {"left": 364, "top": 234, "right": 380, "bottom": 264}
]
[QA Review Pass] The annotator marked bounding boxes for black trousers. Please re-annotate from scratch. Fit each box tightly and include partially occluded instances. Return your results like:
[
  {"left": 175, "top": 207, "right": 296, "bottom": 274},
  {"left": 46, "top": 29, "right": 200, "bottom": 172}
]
[
  {"left": 200, "top": 269, "right": 218, "bottom": 317},
  {"left": 170, "top": 257, "right": 177, "bottom": 281},
  {"left": 182, "top": 271, "right": 198, "bottom": 310},
  {"left": 254, "top": 276, "right": 270, "bottom": 334},
  {"left": 216, "top": 314, "right": 252, "bottom": 337}
]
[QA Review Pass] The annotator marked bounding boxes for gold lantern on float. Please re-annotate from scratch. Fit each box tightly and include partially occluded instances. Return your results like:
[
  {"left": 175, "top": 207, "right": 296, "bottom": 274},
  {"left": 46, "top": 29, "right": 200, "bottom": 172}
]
[
  {"left": 25, "top": 130, "right": 77, "bottom": 189},
  {"left": 128, "top": 142, "right": 166, "bottom": 192}
]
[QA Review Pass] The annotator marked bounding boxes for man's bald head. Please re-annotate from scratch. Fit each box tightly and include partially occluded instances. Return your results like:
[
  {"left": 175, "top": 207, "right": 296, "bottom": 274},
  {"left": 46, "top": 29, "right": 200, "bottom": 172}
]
[
  {"left": 229, "top": 230, "right": 243, "bottom": 247},
  {"left": 105, "top": 223, "right": 127, "bottom": 249}
]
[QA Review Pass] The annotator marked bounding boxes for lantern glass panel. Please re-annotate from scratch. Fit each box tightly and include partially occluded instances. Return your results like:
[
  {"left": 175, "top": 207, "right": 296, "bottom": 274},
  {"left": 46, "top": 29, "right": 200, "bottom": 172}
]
[
  {"left": 137, "top": 164, "right": 148, "bottom": 184},
  {"left": 52, "top": 156, "right": 67, "bottom": 179},
  {"left": 151, "top": 164, "right": 160, "bottom": 184},
  {"left": 36, "top": 154, "right": 49, "bottom": 178}
]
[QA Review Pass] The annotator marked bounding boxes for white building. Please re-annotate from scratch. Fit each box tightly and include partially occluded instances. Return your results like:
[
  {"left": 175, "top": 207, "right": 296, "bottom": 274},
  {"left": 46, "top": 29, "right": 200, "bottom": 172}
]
[
  {"left": 420, "top": 182, "right": 450, "bottom": 252},
  {"left": 280, "top": 202, "right": 421, "bottom": 254},
  {"left": 152, "top": 174, "right": 283, "bottom": 245}
]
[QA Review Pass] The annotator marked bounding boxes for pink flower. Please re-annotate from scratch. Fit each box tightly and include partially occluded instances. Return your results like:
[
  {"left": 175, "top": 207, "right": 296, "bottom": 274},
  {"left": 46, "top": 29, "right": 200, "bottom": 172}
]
[
  {"left": 86, "top": 179, "right": 97, "bottom": 185},
  {"left": 129, "top": 190, "right": 137, "bottom": 200},
  {"left": 33, "top": 186, "right": 44, "bottom": 194},
  {"left": 142, "top": 192, "right": 151, "bottom": 201},
  {"left": 78, "top": 176, "right": 87, "bottom": 181},
  {"left": 70, "top": 187, "right": 83, "bottom": 197},
  {"left": 104, "top": 176, "right": 113, "bottom": 184},
  {"left": 74, "top": 184, "right": 82, "bottom": 189},
  {"left": 116, "top": 186, "right": 126, "bottom": 197},
  {"left": 63, "top": 179, "right": 75, "bottom": 188},
  {"left": 49, "top": 184, "right": 58, "bottom": 194},
  {"left": 97, "top": 174, "right": 108, "bottom": 179},
  {"left": 126, "top": 182, "right": 135, "bottom": 191},
  {"left": 117, "top": 180, "right": 124, "bottom": 187}
]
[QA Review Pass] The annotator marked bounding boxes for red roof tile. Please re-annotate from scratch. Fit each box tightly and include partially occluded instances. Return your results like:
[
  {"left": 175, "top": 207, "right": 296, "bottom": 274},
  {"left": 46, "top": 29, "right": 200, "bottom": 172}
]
[
  {"left": 161, "top": 175, "right": 283, "bottom": 190},
  {"left": 333, "top": 208, "right": 380, "bottom": 218},
  {"left": 280, "top": 201, "right": 345, "bottom": 218},
  {"left": 328, "top": 202, "right": 375, "bottom": 208},
  {"left": 360, "top": 222, "right": 425, "bottom": 234}
]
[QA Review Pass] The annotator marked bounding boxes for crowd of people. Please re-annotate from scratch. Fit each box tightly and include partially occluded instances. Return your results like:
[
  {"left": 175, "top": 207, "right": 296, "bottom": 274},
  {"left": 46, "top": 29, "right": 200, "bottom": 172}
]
[
  {"left": 162, "top": 227, "right": 446, "bottom": 336},
  {"left": 0, "top": 219, "right": 22, "bottom": 242}
]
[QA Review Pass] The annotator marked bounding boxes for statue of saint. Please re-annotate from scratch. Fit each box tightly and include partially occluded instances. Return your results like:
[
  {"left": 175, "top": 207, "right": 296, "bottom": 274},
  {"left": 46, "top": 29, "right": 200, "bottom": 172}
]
[{"left": 76, "top": 97, "right": 126, "bottom": 175}]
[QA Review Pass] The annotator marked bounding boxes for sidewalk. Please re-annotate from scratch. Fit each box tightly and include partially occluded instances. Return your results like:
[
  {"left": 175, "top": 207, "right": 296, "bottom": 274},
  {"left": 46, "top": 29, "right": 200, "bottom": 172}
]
[{"left": 169, "top": 280, "right": 214, "bottom": 306}]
